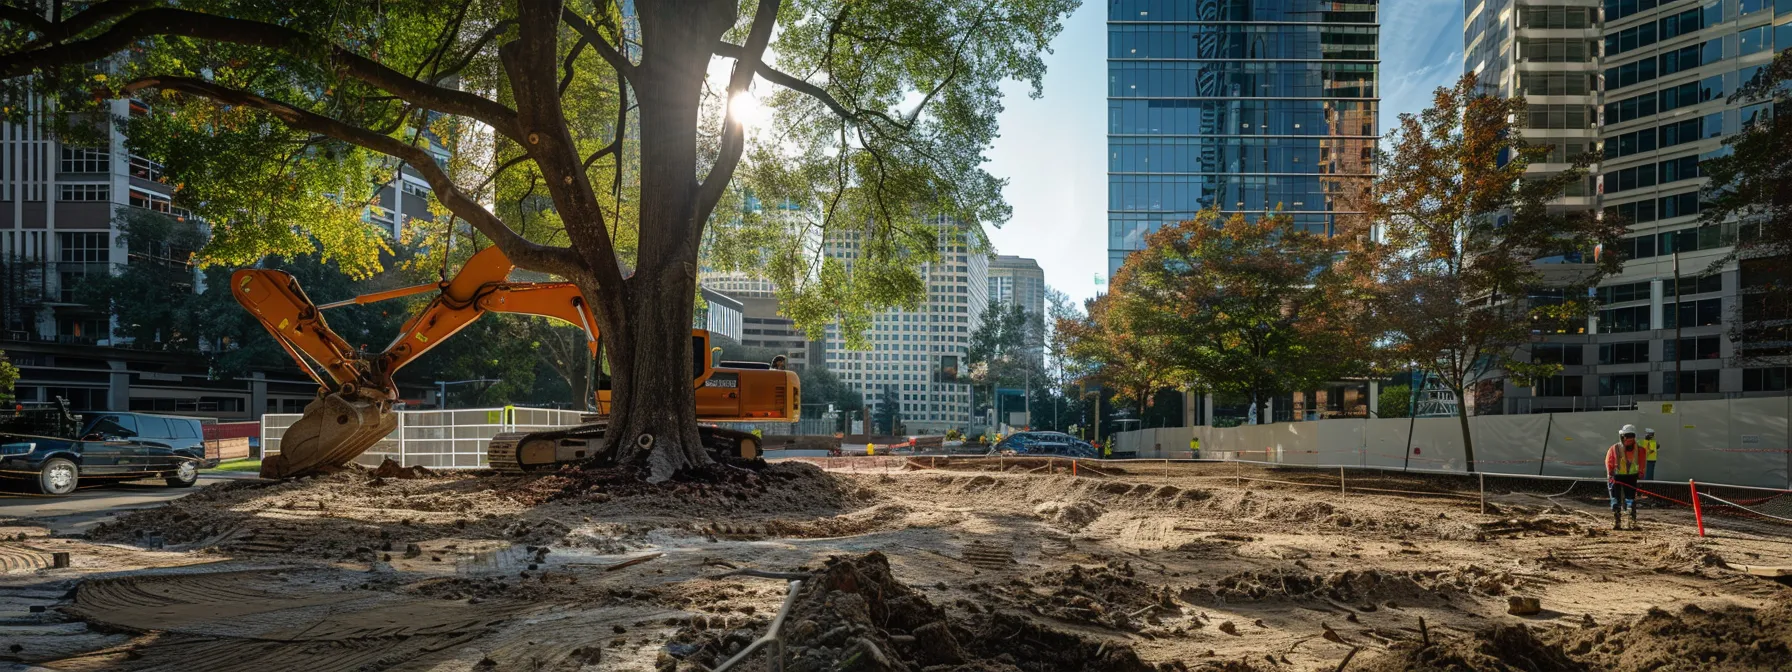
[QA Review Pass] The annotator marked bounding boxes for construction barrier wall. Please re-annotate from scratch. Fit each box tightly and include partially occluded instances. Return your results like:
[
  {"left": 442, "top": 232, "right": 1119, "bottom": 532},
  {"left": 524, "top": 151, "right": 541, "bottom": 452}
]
[
  {"left": 1109, "top": 396, "right": 1792, "bottom": 489},
  {"left": 262, "top": 406, "right": 588, "bottom": 469}
]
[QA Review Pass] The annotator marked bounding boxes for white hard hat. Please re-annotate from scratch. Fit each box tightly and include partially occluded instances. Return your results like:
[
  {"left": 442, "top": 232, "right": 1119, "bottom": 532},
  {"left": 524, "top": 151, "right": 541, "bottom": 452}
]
[
  {"left": 1619, "top": 424, "right": 1638, "bottom": 435},
  {"left": 1644, "top": 428, "right": 1655, "bottom": 434}
]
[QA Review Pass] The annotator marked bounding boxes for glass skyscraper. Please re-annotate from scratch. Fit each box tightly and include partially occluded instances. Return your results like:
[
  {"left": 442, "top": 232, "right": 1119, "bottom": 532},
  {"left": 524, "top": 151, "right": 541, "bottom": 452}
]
[{"left": 1106, "top": 0, "right": 1381, "bottom": 278}]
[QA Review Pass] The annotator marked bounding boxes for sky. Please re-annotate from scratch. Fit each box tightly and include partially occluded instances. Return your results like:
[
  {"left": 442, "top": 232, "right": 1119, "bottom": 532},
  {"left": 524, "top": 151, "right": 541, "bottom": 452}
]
[{"left": 981, "top": 0, "right": 1467, "bottom": 306}]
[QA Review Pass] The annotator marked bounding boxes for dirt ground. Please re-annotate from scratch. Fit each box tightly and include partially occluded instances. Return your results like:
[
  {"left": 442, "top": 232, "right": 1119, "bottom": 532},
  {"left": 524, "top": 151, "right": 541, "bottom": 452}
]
[{"left": 1, "top": 458, "right": 1789, "bottom": 671}]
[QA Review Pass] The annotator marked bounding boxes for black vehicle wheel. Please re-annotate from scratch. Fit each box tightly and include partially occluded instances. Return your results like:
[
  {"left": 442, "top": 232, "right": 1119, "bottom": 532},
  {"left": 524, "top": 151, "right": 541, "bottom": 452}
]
[
  {"left": 165, "top": 460, "right": 199, "bottom": 488},
  {"left": 37, "top": 458, "right": 79, "bottom": 496}
]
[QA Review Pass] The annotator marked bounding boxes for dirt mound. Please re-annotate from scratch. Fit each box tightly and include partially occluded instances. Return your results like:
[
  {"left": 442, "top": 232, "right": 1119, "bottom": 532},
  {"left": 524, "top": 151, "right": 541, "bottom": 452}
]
[
  {"left": 1193, "top": 568, "right": 1439, "bottom": 606},
  {"left": 1548, "top": 602, "right": 1792, "bottom": 671},
  {"left": 1033, "top": 500, "right": 1106, "bottom": 531},
  {"left": 661, "top": 552, "right": 1153, "bottom": 672},
  {"left": 1357, "top": 624, "right": 1587, "bottom": 672},
  {"left": 370, "top": 458, "right": 436, "bottom": 480},
  {"left": 981, "top": 561, "right": 1179, "bottom": 632}
]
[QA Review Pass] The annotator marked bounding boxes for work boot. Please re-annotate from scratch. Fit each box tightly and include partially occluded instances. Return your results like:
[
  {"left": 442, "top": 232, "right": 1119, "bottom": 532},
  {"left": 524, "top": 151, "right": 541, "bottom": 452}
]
[
  {"left": 1629, "top": 508, "right": 1639, "bottom": 529},
  {"left": 1613, "top": 511, "right": 1623, "bottom": 530}
]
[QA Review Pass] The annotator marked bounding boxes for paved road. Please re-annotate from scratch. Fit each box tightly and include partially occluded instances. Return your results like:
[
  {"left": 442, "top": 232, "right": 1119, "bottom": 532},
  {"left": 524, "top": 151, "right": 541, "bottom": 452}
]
[{"left": 0, "top": 474, "right": 256, "bottom": 535}]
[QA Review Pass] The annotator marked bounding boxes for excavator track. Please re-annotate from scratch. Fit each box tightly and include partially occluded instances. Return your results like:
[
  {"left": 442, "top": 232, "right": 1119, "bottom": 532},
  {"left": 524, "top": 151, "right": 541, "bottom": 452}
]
[{"left": 485, "top": 420, "right": 764, "bottom": 474}]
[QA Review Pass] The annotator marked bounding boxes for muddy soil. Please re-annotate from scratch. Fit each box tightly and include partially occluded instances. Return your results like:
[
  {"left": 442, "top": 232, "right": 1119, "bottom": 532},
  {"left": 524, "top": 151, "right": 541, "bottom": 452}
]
[{"left": 0, "top": 459, "right": 1786, "bottom": 672}]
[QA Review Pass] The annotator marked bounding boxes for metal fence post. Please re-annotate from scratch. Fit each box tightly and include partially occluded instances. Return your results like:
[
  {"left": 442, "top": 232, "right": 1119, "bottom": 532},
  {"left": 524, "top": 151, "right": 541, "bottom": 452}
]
[{"left": 396, "top": 410, "right": 407, "bottom": 467}]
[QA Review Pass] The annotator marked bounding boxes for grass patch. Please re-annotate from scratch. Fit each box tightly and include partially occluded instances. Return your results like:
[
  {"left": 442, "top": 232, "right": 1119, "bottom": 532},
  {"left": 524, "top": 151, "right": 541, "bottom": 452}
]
[{"left": 207, "top": 458, "right": 262, "bottom": 473}]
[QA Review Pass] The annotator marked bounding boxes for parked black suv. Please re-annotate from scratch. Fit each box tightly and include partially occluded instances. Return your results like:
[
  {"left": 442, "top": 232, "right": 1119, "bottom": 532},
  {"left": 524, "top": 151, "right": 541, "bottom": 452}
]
[{"left": 0, "top": 410, "right": 210, "bottom": 495}]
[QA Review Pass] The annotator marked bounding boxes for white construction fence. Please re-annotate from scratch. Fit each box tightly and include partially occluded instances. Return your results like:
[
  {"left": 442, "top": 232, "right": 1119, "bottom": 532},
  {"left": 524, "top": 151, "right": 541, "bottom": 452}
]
[
  {"left": 262, "top": 406, "right": 587, "bottom": 469},
  {"left": 1109, "top": 396, "right": 1792, "bottom": 489}
]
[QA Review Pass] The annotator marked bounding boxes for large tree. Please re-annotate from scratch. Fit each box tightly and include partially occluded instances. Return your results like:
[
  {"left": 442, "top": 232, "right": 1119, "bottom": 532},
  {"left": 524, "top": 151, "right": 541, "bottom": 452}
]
[
  {"left": 1055, "top": 293, "right": 1176, "bottom": 420},
  {"left": 0, "top": 0, "right": 1075, "bottom": 478},
  {"left": 1341, "top": 73, "right": 1624, "bottom": 472},
  {"left": 965, "top": 299, "right": 1043, "bottom": 422},
  {"left": 1112, "top": 208, "right": 1361, "bottom": 423},
  {"left": 1699, "top": 50, "right": 1792, "bottom": 370}
]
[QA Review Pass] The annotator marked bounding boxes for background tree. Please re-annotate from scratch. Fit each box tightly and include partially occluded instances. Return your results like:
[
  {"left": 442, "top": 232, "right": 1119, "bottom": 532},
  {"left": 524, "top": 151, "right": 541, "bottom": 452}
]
[
  {"left": 1341, "top": 73, "right": 1624, "bottom": 472},
  {"left": 1700, "top": 50, "right": 1792, "bottom": 371},
  {"left": 966, "top": 300, "right": 1044, "bottom": 425},
  {"left": 73, "top": 210, "right": 207, "bottom": 349},
  {"left": 1113, "top": 208, "right": 1360, "bottom": 423},
  {"left": 0, "top": 351, "right": 17, "bottom": 404},
  {"left": 798, "top": 365, "right": 864, "bottom": 426},
  {"left": 1377, "top": 384, "right": 1412, "bottom": 419},
  {"left": 0, "top": 0, "right": 1076, "bottom": 479},
  {"left": 1056, "top": 293, "right": 1177, "bottom": 420}
]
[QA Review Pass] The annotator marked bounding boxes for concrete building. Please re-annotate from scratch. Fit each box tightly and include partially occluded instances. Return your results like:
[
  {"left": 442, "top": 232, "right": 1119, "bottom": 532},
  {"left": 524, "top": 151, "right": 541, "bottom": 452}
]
[
  {"left": 0, "top": 96, "right": 442, "bottom": 420},
  {"left": 694, "top": 287, "right": 743, "bottom": 342},
  {"left": 987, "top": 255, "right": 1046, "bottom": 361},
  {"left": 820, "top": 218, "right": 987, "bottom": 434},
  {"left": 1106, "top": 0, "right": 1380, "bottom": 280},
  {"left": 738, "top": 295, "right": 819, "bottom": 372},
  {"left": 1464, "top": 0, "right": 1790, "bottom": 413}
]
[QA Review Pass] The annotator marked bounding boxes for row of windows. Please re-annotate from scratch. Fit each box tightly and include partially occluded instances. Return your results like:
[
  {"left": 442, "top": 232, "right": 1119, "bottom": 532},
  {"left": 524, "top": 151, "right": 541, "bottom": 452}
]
[
  {"left": 1536, "top": 370, "right": 1738, "bottom": 396},
  {"left": 57, "top": 184, "right": 109, "bottom": 202},
  {"left": 1604, "top": 154, "right": 1701, "bottom": 193},
  {"left": 1609, "top": 222, "right": 1734, "bottom": 260},
  {"left": 1108, "top": 99, "right": 1375, "bottom": 137},
  {"left": 59, "top": 147, "right": 108, "bottom": 174},
  {"left": 1108, "top": 24, "right": 1377, "bottom": 61},
  {"left": 1109, "top": 137, "right": 1374, "bottom": 174},
  {"left": 1604, "top": 190, "right": 1701, "bottom": 224},
  {"left": 1518, "top": 72, "right": 1597, "bottom": 97},
  {"left": 1604, "top": 114, "right": 1721, "bottom": 159},
  {"left": 1109, "top": 175, "right": 1356, "bottom": 212},
  {"left": 1109, "top": 61, "right": 1377, "bottom": 99},
  {"left": 1743, "top": 367, "right": 1789, "bottom": 392},
  {"left": 58, "top": 232, "right": 108, "bottom": 263},
  {"left": 1602, "top": 341, "right": 1649, "bottom": 365},
  {"left": 1594, "top": 273, "right": 1725, "bottom": 306},
  {"left": 1606, "top": 40, "right": 1719, "bottom": 91},
  {"left": 1604, "top": 0, "right": 1690, "bottom": 23},
  {"left": 1664, "top": 335, "right": 1723, "bottom": 360},
  {"left": 1606, "top": 75, "right": 1721, "bottom": 125},
  {"left": 1525, "top": 105, "right": 1593, "bottom": 130},
  {"left": 1108, "top": 0, "right": 1379, "bottom": 23},
  {"left": 1605, "top": 4, "right": 1714, "bottom": 58},
  {"left": 1517, "top": 38, "right": 1597, "bottom": 63},
  {"left": 1517, "top": 6, "right": 1596, "bottom": 28},
  {"left": 1597, "top": 280, "right": 1655, "bottom": 305}
]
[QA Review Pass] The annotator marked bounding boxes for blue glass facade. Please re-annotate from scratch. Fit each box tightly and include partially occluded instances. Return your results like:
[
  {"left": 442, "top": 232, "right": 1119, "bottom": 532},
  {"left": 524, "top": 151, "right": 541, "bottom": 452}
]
[{"left": 1106, "top": 0, "right": 1380, "bottom": 277}]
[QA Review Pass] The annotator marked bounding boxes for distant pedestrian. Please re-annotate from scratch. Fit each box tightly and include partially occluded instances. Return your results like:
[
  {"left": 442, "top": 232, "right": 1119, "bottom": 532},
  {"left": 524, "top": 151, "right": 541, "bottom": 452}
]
[
  {"left": 1606, "top": 424, "right": 1647, "bottom": 530},
  {"left": 1189, "top": 436, "right": 1201, "bottom": 459},
  {"left": 1640, "top": 428, "right": 1659, "bottom": 480},
  {"left": 771, "top": 355, "right": 788, "bottom": 370}
]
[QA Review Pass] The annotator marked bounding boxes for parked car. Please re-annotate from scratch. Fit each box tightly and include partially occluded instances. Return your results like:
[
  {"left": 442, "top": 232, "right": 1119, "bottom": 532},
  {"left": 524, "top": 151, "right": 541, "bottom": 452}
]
[
  {"left": 0, "top": 411, "right": 211, "bottom": 495},
  {"left": 990, "top": 431, "right": 1097, "bottom": 459}
]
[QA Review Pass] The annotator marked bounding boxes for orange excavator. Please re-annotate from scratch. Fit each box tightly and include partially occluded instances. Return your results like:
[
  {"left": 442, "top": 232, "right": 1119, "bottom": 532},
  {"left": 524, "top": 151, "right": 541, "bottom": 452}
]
[{"left": 231, "top": 245, "right": 799, "bottom": 479}]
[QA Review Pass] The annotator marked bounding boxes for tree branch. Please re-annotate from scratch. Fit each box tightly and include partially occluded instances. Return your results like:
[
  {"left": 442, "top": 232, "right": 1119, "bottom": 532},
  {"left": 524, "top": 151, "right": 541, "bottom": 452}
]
[
  {"left": 118, "top": 76, "right": 581, "bottom": 279},
  {"left": 560, "top": 7, "right": 633, "bottom": 80},
  {"left": 429, "top": 18, "right": 516, "bottom": 85},
  {"left": 14, "top": 0, "right": 154, "bottom": 48},
  {"left": 0, "top": 4, "right": 49, "bottom": 33},
  {"left": 0, "top": 7, "right": 524, "bottom": 141},
  {"left": 695, "top": 0, "right": 782, "bottom": 214}
]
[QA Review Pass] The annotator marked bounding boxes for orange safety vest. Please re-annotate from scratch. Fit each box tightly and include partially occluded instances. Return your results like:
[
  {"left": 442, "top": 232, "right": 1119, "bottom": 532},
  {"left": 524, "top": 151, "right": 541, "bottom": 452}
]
[{"left": 1606, "top": 443, "right": 1645, "bottom": 476}]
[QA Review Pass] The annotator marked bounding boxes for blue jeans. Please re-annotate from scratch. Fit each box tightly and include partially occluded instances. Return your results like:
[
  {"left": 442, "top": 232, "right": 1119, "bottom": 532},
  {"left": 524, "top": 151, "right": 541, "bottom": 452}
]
[
  {"left": 1645, "top": 461, "right": 1656, "bottom": 481},
  {"left": 1609, "top": 473, "right": 1639, "bottom": 512}
]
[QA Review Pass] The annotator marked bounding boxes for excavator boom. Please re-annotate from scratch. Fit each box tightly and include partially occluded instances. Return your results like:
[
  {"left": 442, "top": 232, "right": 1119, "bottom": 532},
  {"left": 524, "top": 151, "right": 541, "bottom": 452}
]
[{"left": 234, "top": 247, "right": 799, "bottom": 479}]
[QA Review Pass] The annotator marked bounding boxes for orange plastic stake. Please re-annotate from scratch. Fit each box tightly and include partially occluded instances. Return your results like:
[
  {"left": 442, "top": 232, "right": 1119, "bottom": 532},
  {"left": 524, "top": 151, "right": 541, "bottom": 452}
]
[{"left": 1688, "top": 479, "right": 1706, "bottom": 537}]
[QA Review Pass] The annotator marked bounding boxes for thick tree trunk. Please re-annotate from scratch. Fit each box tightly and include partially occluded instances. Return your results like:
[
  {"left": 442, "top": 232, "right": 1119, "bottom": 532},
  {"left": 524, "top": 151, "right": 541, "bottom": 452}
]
[{"left": 601, "top": 0, "right": 736, "bottom": 481}]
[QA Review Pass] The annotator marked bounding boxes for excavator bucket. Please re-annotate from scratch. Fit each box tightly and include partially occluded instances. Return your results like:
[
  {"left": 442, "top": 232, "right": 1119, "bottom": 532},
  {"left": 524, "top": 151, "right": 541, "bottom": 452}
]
[{"left": 261, "top": 390, "right": 398, "bottom": 479}]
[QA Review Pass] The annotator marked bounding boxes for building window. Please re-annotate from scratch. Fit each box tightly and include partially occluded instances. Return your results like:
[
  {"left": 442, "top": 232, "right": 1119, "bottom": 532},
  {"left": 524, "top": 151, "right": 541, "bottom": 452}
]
[
  {"left": 1665, "top": 298, "right": 1723, "bottom": 328},
  {"left": 59, "top": 147, "right": 109, "bottom": 173},
  {"left": 1598, "top": 305, "right": 1651, "bottom": 333},
  {"left": 1531, "top": 343, "right": 1584, "bottom": 366},
  {"left": 1669, "top": 274, "right": 1722, "bottom": 297},
  {"left": 1535, "top": 375, "right": 1583, "bottom": 397},
  {"left": 1667, "top": 335, "right": 1722, "bottom": 361},
  {"left": 1598, "top": 373, "right": 1650, "bottom": 396},
  {"left": 1665, "top": 369, "right": 1720, "bottom": 394},
  {"left": 57, "top": 232, "right": 108, "bottom": 263},
  {"left": 1598, "top": 341, "right": 1650, "bottom": 365},
  {"left": 1742, "top": 367, "right": 1788, "bottom": 392},
  {"left": 1596, "top": 281, "right": 1653, "bottom": 305},
  {"left": 58, "top": 184, "right": 110, "bottom": 202}
]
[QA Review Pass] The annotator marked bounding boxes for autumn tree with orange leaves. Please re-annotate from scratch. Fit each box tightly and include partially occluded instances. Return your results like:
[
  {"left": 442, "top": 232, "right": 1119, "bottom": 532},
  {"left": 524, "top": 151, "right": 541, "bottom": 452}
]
[{"left": 1339, "top": 73, "right": 1624, "bottom": 472}]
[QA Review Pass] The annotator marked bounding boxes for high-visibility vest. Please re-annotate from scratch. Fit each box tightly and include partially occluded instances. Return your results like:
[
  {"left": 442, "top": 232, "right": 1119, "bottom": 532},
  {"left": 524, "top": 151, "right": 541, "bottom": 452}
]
[
  {"left": 1608, "top": 443, "right": 1645, "bottom": 475},
  {"left": 1639, "top": 438, "right": 1658, "bottom": 461}
]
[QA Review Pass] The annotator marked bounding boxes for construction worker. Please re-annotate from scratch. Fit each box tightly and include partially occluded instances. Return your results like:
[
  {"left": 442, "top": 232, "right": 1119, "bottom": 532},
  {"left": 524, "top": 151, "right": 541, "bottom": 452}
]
[
  {"left": 771, "top": 355, "right": 788, "bottom": 370},
  {"left": 1606, "top": 424, "right": 1647, "bottom": 530},
  {"left": 1189, "top": 435, "right": 1201, "bottom": 459},
  {"left": 1640, "top": 428, "right": 1659, "bottom": 480}
]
